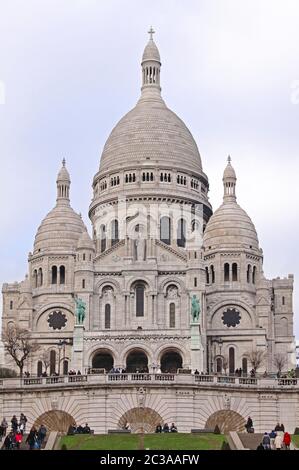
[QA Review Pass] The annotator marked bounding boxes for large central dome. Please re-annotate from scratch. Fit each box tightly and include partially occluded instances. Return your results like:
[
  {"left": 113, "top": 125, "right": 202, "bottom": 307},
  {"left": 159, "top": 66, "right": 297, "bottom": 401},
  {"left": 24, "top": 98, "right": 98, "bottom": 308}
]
[{"left": 99, "top": 35, "right": 203, "bottom": 175}]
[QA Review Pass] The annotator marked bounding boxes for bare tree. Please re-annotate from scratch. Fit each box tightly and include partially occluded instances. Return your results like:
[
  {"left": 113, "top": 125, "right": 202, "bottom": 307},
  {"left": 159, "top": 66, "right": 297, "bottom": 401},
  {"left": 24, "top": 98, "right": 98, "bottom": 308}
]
[
  {"left": 273, "top": 353, "right": 287, "bottom": 374},
  {"left": 222, "top": 356, "right": 229, "bottom": 375},
  {"left": 245, "top": 349, "right": 266, "bottom": 373},
  {"left": 41, "top": 350, "right": 51, "bottom": 373},
  {"left": 2, "top": 324, "right": 40, "bottom": 377}
]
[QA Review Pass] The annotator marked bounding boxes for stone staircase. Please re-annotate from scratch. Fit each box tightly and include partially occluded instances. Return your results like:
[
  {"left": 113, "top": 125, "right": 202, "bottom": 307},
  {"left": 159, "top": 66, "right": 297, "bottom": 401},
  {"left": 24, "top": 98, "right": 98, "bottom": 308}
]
[{"left": 237, "top": 433, "right": 264, "bottom": 450}]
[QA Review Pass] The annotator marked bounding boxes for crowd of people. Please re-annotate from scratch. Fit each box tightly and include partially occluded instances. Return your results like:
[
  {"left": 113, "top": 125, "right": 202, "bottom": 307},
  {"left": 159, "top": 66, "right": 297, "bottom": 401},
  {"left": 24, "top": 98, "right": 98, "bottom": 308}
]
[
  {"left": 257, "top": 427, "right": 292, "bottom": 451},
  {"left": 38, "top": 369, "right": 82, "bottom": 377},
  {"left": 0, "top": 413, "right": 47, "bottom": 450},
  {"left": 155, "top": 423, "right": 178, "bottom": 433},
  {"left": 245, "top": 417, "right": 293, "bottom": 450},
  {"left": 67, "top": 423, "right": 93, "bottom": 435}
]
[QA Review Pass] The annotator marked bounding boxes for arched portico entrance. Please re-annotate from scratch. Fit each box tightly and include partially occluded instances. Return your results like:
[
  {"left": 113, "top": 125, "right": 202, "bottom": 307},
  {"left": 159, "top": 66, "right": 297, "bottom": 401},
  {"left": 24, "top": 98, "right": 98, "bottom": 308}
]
[
  {"left": 33, "top": 410, "right": 75, "bottom": 432},
  {"left": 126, "top": 349, "right": 148, "bottom": 373},
  {"left": 160, "top": 350, "right": 183, "bottom": 373},
  {"left": 118, "top": 407, "right": 163, "bottom": 433},
  {"left": 205, "top": 410, "right": 246, "bottom": 433},
  {"left": 92, "top": 350, "right": 114, "bottom": 372}
]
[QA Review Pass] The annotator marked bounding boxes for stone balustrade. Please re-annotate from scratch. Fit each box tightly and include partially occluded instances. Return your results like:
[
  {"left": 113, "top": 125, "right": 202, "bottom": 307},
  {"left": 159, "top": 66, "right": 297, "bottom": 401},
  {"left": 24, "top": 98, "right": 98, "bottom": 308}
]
[{"left": 0, "top": 373, "right": 297, "bottom": 389}]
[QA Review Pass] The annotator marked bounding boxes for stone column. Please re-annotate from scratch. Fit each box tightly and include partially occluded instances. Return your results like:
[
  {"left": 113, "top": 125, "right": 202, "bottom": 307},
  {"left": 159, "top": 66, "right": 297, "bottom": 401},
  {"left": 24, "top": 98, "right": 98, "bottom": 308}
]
[
  {"left": 190, "top": 321, "right": 204, "bottom": 372},
  {"left": 71, "top": 325, "right": 84, "bottom": 372}
]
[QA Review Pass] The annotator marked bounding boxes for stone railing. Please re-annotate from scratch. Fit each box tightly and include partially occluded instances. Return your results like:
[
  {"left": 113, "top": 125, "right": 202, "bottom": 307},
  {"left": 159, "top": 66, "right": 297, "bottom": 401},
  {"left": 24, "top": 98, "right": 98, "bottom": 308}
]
[
  {"left": 107, "top": 373, "right": 175, "bottom": 382},
  {"left": 0, "top": 374, "right": 297, "bottom": 390},
  {"left": 239, "top": 377, "right": 258, "bottom": 386},
  {"left": 68, "top": 375, "right": 88, "bottom": 383},
  {"left": 217, "top": 376, "right": 235, "bottom": 384},
  {"left": 194, "top": 375, "right": 214, "bottom": 383},
  {"left": 277, "top": 378, "right": 297, "bottom": 386}
]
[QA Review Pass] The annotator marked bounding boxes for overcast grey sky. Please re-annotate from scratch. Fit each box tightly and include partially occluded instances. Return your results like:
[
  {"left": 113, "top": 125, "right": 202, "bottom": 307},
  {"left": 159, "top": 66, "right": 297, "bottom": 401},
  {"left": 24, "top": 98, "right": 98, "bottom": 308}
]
[{"left": 0, "top": 0, "right": 298, "bottom": 338}]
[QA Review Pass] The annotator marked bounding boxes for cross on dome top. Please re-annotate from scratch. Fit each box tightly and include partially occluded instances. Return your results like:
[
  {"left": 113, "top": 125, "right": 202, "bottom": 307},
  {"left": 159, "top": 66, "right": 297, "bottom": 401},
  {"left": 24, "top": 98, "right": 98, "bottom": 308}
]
[{"left": 148, "top": 26, "right": 155, "bottom": 40}]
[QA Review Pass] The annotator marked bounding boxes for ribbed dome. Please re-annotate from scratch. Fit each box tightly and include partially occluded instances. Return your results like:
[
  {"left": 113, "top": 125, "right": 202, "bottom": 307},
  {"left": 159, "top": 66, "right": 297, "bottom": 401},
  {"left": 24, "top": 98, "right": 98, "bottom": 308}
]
[
  {"left": 99, "top": 97, "right": 203, "bottom": 174},
  {"left": 57, "top": 166, "right": 70, "bottom": 182},
  {"left": 223, "top": 161, "right": 236, "bottom": 179},
  {"left": 203, "top": 201, "right": 259, "bottom": 251},
  {"left": 33, "top": 205, "right": 86, "bottom": 254},
  {"left": 142, "top": 39, "right": 161, "bottom": 63}
]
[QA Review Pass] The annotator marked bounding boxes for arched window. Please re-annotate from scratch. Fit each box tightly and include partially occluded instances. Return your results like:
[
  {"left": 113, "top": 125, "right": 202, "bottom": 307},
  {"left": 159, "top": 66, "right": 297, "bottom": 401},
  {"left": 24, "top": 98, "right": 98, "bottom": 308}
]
[
  {"left": 51, "top": 266, "right": 57, "bottom": 285},
  {"left": 242, "top": 357, "right": 248, "bottom": 376},
  {"left": 191, "top": 220, "right": 197, "bottom": 232},
  {"left": 282, "top": 296, "right": 285, "bottom": 306},
  {"left": 211, "top": 265, "right": 215, "bottom": 283},
  {"left": 169, "top": 303, "right": 175, "bottom": 328},
  {"left": 252, "top": 266, "right": 256, "bottom": 284},
  {"left": 177, "top": 218, "right": 186, "bottom": 248},
  {"left": 232, "top": 263, "right": 238, "bottom": 281},
  {"left": 194, "top": 277, "right": 197, "bottom": 287},
  {"left": 33, "top": 270, "right": 38, "bottom": 288},
  {"left": 37, "top": 361, "right": 43, "bottom": 377},
  {"left": 38, "top": 268, "right": 43, "bottom": 287},
  {"left": 59, "top": 266, "right": 65, "bottom": 285},
  {"left": 224, "top": 263, "right": 230, "bottom": 282},
  {"left": 50, "top": 350, "right": 56, "bottom": 375},
  {"left": 160, "top": 216, "right": 171, "bottom": 245},
  {"left": 100, "top": 224, "right": 106, "bottom": 252},
  {"left": 9, "top": 300, "right": 13, "bottom": 310},
  {"left": 280, "top": 317, "right": 288, "bottom": 336},
  {"left": 63, "top": 360, "right": 69, "bottom": 375},
  {"left": 216, "top": 357, "right": 222, "bottom": 373},
  {"left": 229, "top": 347, "right": 235, "bottom": 374},
  {"left": 82, "top": 279, "right": 85, "bottom": 289},
  {"left": 205, "top": 267, "right": 210, "bottom": 284},
  {"left": 136, "top": 283, "right": 145, "bottom": 317},
  {"left": 247, "top": 265, "right": 252, "bottom": 283},
  {"left": 111, "top": 219, "right": 119, "bottom": 246},
  {"left": 83, "top": 253, "right": 86, "bottom": 261},
  {"left": 105, "top": 304, "right": 111, "bottom": 329}
]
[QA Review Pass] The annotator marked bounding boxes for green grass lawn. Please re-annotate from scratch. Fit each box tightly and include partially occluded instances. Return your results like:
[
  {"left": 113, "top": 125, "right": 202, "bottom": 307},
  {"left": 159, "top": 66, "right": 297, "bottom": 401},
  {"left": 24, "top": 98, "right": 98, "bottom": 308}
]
[
  {"left": 292, "top": 435, "right": 299, "bottom": 448},
  {"left": 59, "top": 433, "right": 227, "bottom": 450}
]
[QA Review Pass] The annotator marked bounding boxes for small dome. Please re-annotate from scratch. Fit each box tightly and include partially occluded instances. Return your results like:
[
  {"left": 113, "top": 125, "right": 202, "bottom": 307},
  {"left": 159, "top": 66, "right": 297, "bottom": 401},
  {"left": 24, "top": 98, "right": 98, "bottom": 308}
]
[
  {"left": 57, "top": 159, "right": 70, "bottom": 182},
  {"left": 77, "top": 229, "right": 95, "bottom": 251},
  {"left": 33, "top": 205, "right": 86, "bottom": 254},
  {"left": 33, "top": 161, "right": 85, "bottom": 254},
  {"left": 223, "top": 158, "right": 236, "bottom": 180},
  {"left": 203, "top": 157, "right": 259, "bottom": 252},
  {"left": 203, "top": 201, "right": 259, "bottom": 251},
  {"left": 142, "top": 39, "right": 161, "bottom": 63}
]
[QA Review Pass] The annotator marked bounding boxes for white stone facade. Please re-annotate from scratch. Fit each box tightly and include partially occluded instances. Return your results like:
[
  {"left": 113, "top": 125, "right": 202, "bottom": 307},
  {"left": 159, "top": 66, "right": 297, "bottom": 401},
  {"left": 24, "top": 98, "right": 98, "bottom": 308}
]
[
  {"left": 1, "top": 33, "right": 296, "bottom": 383},
  {"left": 1, "top": 376, "right": 299, "bottom": 434}
]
